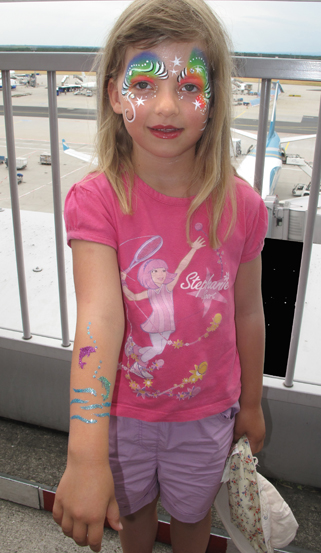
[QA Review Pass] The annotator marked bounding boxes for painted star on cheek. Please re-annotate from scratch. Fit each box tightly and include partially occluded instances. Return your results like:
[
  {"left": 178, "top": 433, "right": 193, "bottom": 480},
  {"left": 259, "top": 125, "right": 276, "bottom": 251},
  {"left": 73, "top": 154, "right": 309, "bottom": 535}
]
[
  {"left": 193, "top": 99, "right": 202, "bottom": 110},
  {"left": 136, "top": 97, "right": 146, "bottom": 106}
]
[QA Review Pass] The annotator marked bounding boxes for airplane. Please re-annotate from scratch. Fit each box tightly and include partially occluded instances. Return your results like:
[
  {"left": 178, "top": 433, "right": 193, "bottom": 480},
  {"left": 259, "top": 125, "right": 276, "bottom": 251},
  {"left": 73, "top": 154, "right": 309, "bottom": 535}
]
[
  {"left": 57, "top": 75, "right": 82, "bottom": 94},
  {"left": 74, "top": 72, "right": 97, "bottom": 95},
  {"left": 0, "top": 72, "right": 16, "bottom": 89},
  {"left": 232, "top": 81, "right": 316, "bottom": 198},
  {"left": 62, "top": 139, "right": 97, "bottom": 165},
  {"left": 232, "top": 78, "right": 253, "bottom": 94}
]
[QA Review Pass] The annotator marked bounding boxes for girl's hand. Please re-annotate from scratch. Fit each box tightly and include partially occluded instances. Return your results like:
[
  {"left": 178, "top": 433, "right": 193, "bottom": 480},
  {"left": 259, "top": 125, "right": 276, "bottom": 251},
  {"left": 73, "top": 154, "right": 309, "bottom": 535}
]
[
  {"left": 53, "top": 461, "right": 122, "bottom": 552},
  {"left": 233, "top": 405, "right": 265, "bottom": 454},
  {"left": 191, "top": 236, "right": 206, "bottom": 250}
]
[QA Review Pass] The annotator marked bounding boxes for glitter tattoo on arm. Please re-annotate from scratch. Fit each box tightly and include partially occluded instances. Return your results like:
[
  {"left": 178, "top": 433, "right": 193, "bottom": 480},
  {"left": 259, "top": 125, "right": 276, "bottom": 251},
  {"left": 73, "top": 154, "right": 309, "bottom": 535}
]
[
  {"left": 121, "top": 52, "right": 168, "bottom": 122},
  {"left": 177, "top": 48, "right": 211, "bottom": 129},
  {"left": 79, "top": 346, "right": 96, "bottom": 369},
  {"left": 70, "top": 322, "right": 112, "bottom": 424}
]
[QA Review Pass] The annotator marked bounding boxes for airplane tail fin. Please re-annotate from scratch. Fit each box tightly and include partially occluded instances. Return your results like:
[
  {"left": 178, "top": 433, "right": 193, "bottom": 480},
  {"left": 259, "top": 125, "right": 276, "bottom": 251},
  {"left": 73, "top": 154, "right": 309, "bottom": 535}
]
[
  {"left": 62, "top": 139, "right": 69, "bottom": 151},
  {"left": 267, "top": 81, "right": 281, "bottom": 142}
]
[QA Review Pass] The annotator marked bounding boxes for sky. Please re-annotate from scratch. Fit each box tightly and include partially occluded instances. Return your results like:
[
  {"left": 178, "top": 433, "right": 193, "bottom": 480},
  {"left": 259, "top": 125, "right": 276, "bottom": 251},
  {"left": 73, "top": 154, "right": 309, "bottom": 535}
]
[{"left": 0, "top": 1, "right": 320, "bottom": 56}]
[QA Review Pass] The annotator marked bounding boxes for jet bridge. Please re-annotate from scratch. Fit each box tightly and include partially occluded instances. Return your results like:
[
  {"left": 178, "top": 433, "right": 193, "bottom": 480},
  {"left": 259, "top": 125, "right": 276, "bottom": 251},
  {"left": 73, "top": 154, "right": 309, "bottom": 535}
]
[{"left": 265, "top": 195, "right": 321, "bottom": 243}]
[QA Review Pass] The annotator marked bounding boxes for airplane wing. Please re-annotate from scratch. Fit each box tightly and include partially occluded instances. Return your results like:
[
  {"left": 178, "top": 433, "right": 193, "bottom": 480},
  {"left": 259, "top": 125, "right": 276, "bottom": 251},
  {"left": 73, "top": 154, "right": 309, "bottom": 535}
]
[
  {"left": 231, "top": 129, "right": 316, "bottom": 145},
  {"left": 280, "top": 134, "right": 316, "bottom": 144},
  {"left": 62, "top": 139, "right": 98, "bottom": 165},
  {"left": 230, "top": 128, "right": 258, "bottom": 141}
]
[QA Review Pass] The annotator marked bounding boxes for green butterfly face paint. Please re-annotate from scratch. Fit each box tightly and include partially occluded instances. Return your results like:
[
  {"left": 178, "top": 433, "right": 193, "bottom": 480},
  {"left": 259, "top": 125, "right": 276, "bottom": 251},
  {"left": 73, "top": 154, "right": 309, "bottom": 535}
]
[
  {"left": 177, "top": 48, "right": 211, "bottom": 114},
  {"left": 122, "top": 52, "right": 168, "bottom": 96}
]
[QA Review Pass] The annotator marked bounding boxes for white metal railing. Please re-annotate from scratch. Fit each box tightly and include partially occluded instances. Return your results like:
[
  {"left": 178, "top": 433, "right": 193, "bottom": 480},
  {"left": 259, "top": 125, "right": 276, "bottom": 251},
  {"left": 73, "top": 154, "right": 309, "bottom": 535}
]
[{"left": 1, "top": 52, "right": 321, "bottom": 384}]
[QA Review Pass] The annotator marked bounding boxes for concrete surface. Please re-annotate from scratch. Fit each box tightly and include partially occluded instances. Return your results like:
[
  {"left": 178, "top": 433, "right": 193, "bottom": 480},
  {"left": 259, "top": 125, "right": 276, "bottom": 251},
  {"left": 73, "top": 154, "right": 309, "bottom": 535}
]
[
  {"left": 0, "top": 417, "right": 320, "bottom": 553},
  {"left": 0, "top": 499, "right": 173, "bottom": 553}
]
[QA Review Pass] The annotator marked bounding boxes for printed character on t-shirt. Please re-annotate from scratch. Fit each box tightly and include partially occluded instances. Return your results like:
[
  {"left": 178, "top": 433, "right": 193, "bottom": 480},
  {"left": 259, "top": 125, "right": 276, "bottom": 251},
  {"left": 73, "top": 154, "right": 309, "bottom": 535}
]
[{"left": 121, "top": 236, "right": 205, "bottom": 379}]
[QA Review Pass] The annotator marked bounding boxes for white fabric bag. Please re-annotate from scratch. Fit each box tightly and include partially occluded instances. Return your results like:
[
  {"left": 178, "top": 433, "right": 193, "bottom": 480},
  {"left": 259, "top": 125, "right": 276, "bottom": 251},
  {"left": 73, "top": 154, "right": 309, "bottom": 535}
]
[{"left": 214, "top": 436, "right": 299, "bottom": 553}]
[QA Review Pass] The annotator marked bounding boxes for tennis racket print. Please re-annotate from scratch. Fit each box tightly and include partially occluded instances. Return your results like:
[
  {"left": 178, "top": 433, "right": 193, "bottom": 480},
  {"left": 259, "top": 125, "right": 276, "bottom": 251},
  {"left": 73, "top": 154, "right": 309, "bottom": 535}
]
[{"left": 123, "top": 235, "right": 163, "bottom": 274}]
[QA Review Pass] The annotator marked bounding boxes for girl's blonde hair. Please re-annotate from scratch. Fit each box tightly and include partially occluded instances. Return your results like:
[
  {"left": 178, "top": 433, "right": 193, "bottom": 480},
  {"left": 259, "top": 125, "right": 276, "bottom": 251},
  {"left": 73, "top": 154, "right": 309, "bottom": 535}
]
[{"left": 95, "top": 0, "right": 236, "bottom": 248}]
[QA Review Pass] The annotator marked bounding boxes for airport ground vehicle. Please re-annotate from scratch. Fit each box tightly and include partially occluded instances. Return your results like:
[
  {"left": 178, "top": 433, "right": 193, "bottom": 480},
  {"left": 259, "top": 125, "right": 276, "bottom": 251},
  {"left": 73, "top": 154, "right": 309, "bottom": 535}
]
[
  {"left": 40, "top": 153, "right": 51, "bottom": 165},
  {"left": 5, "top": 156, "right": 27, "bottom": 170},
  {"left": 292, "top": 183, "right": 311, "bottom": 196}
]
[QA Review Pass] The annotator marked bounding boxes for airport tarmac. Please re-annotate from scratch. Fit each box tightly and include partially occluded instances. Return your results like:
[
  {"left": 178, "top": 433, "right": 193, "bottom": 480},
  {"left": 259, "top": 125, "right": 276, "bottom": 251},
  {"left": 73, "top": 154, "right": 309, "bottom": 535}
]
[{"left": 0, "top": 76, "right": 319, "bottom": 213}]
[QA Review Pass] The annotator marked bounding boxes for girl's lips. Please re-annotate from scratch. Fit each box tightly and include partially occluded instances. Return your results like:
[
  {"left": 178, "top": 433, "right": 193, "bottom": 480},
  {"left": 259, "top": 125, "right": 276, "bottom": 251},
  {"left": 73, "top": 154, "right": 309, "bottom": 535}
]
[{"left": 149, "top": 125, "right": 183, "bottom": 139}]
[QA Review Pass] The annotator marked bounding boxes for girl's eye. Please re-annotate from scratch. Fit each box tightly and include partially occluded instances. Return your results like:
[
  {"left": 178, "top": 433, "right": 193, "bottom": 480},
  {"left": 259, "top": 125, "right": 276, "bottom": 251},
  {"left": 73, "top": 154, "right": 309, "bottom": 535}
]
[
  {"left": 134, "top": 81, "right": 152, "bottom": 90},
  {"left": 181, "top": 83, "right": 199, "bottom": 93}
]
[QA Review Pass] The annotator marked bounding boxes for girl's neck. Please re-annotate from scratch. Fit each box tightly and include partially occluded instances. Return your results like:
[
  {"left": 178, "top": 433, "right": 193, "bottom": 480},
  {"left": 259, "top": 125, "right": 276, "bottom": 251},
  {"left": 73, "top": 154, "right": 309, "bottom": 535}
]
[{"left": 132, "top": 147, "right": 200, "bottom": 198}]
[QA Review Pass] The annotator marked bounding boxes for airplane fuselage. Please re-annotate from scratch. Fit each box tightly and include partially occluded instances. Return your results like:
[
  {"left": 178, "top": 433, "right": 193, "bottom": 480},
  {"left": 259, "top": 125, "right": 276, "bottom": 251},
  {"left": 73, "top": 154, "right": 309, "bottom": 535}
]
[{"left": 237, "top": 130, "right": 283, "bottom": 198}]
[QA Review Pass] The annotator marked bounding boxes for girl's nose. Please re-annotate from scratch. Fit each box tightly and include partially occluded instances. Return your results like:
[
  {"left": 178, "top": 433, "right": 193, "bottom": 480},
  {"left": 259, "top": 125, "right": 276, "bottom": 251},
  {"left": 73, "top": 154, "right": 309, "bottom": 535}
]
[{"left": 154, "top": 88, "right": 179, "bottom": 117}]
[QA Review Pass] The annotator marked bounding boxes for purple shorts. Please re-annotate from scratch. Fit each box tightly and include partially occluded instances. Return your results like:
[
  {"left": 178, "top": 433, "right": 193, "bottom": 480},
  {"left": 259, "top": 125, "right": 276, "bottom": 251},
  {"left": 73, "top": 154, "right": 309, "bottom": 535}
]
[{"left": 108, "top": 403, "right": 239, "bottom": 523}]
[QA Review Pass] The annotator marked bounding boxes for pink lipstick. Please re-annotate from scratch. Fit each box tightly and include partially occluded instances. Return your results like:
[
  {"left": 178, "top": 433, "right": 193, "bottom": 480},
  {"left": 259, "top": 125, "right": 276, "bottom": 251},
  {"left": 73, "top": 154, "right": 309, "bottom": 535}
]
[{"left": 149, "top": 125, "right": 183, "bottom": 139}]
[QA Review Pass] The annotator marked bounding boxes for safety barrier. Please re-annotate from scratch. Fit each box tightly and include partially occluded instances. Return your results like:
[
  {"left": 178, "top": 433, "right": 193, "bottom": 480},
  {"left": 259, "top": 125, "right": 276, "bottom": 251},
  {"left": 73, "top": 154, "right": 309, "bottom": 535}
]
[{"left": 1, "top": 52, "right": 320, "bottom": 387}]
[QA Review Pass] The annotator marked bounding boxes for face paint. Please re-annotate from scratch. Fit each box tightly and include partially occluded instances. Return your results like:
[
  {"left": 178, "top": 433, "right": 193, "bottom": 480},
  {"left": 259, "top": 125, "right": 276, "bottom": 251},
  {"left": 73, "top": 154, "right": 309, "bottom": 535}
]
[
  {"left": 122, "top": 52, "right": 168, "bottom": 96},
  {"left": 177, "top": 48, "right": 211, "bottom": 114},
  {"left": 121, "top": 52, "right": 169, "bottom": 123}
]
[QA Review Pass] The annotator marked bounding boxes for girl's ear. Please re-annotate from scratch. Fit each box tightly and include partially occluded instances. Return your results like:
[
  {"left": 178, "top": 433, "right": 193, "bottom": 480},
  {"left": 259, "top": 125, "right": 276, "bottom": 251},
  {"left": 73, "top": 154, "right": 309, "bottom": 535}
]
[{"left": 108, "top": 78, "right": 123, "bottom": 115}]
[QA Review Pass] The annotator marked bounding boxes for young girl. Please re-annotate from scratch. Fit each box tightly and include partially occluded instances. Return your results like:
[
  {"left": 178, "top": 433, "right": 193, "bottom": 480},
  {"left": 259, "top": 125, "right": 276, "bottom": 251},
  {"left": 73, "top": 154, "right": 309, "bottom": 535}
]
[{"left": 53, "top": 0, "right": 268, "bottom": 552}]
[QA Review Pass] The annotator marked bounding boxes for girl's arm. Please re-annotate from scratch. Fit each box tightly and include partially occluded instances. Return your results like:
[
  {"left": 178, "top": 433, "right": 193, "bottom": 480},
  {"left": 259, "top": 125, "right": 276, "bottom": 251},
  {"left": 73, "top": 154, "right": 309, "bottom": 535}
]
[
  {"left": 168, "top": 236, "right": 206, "bottom": 291},
  {"left": 53, "top": 240, "right": 124, "bottom": 552},
  {"left": 234, "top": 254, "right": 266, "bottom": 454}
]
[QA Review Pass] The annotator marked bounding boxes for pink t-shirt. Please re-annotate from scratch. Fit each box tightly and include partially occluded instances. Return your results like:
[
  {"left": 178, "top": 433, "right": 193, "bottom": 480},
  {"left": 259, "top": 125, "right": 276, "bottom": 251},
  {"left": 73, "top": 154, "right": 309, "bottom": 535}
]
[{"left": 64, "top": 173, "right": 268, "bottom": 422}]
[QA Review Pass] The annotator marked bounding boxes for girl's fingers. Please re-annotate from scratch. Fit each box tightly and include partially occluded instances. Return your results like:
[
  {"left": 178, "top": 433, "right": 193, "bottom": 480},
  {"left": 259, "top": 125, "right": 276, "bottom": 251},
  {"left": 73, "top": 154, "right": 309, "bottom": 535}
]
[
  {"left": 73, "top": 521, "right": 90, "bottom": 547},
  {"left": 87, "top": 522, "right": 105, "bottom": 552},
  {"left": 106, "top": 496, "right": 123, "bottom": 532},
  {"left": 60, "top": 513, "right": 74, "bottom": 538},
  {"left": 52, "top": 499, "right": 63, "bottom": 526}
]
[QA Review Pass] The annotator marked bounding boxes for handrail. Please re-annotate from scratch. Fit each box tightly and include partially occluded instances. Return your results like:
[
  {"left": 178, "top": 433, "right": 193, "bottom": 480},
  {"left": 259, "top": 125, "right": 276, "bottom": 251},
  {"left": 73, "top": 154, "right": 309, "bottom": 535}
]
[
  {"left": 1, "top": 52, "right": 321, "bottom": 80},
  {"left": 0, "top": 52, "right": 320, "bottom": 382},
  {"left": 0, "top": 52, "right": 97, "bottom": 72}
]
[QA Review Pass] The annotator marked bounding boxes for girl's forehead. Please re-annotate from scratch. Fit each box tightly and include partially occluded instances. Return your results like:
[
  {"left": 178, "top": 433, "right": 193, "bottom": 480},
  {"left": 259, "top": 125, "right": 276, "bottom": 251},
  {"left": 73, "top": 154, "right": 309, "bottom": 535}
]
[{"left": 123, "top": 41, "right": 207, "bottom": 69}]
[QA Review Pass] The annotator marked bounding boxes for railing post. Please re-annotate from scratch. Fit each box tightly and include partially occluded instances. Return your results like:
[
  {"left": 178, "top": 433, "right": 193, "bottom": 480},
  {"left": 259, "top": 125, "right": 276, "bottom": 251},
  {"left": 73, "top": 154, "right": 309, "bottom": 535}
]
[
  {"left": 284, "top": 96, "right": 321, "bottom": 387},
  {"left": 254, "top": 79, "right": 271, "bottom": 196},
  {"left": 1, "top": 70, "right": 31, "bottom": 340},
  {"left": 47, "top": 71, "right": 70, "bottom": 347}
]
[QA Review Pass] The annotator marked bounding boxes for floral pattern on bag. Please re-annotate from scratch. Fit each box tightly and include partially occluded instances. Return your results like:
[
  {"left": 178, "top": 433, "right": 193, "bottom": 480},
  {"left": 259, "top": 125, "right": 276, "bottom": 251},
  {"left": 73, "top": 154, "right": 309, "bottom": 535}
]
[{"left": 227, "top": 436, "right": 273, "bottom": 553}]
